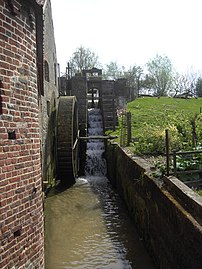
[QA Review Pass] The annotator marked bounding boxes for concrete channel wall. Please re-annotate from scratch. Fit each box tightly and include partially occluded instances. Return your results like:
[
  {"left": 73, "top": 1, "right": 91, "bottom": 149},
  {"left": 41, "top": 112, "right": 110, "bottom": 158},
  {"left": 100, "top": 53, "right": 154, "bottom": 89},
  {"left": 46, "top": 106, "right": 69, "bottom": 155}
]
[{"left": 106, "top": 142, "right": 202, "bottom": 269}]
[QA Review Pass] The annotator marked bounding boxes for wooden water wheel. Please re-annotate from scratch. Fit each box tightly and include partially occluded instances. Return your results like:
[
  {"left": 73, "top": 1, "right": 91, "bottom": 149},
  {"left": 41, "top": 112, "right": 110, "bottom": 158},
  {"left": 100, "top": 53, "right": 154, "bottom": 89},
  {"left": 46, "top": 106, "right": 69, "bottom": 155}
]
[{"left": 56, "top": 96, "right": 79, "bottom": 185}]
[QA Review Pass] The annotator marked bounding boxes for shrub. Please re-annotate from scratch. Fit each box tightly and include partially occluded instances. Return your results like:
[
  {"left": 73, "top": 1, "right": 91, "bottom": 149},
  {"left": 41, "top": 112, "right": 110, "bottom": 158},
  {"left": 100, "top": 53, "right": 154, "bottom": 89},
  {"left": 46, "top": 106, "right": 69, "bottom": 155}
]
[{"left": 133, "top": 123, "right": 181, "bottom": 155}]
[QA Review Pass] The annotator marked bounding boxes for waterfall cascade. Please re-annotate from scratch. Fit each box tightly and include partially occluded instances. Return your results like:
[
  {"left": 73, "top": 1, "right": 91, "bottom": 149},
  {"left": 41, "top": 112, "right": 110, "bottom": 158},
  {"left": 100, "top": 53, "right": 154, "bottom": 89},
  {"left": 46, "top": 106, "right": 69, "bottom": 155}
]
[{"left": 85, "top": 108, "right": 107, "bottom": 177}]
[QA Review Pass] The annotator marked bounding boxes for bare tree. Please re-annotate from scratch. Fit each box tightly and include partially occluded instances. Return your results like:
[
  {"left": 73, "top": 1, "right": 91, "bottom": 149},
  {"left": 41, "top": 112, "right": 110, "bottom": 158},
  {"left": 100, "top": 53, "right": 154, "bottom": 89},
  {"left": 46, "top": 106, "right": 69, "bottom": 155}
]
[
  {"left": 102, "top": 61, "right": 125, "bottom": 80},
  {"left": 172, "top": 72, "right": 185, "bottom": 97},
  {"left": 69, "top": 46, "right": 101, "bottom": 75},
  {"left": 124, "top": 65, "right": 143, "bottom": 98},
  {"left": 195, "top": 77, "right": 202, "bottom": 97},
  {"left": 184, "top": 69, "right": 198, "bottom": 96},
  {"left": 171, "top": 69, "right": 199, "bottom": 98}
]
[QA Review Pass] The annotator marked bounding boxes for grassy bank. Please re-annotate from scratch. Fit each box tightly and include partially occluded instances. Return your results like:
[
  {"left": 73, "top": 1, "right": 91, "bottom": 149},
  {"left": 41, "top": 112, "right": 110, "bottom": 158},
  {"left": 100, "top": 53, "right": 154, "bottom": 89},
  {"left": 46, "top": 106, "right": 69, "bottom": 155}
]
[
  {"left": 109, "top": 97, "right": 202, "bottom": 193},
  {"left": 117, "top": 97, "right": 202, "bottom": 155},
  {"left": 128, "top": 96, "right": 202, "bottom": 137}
]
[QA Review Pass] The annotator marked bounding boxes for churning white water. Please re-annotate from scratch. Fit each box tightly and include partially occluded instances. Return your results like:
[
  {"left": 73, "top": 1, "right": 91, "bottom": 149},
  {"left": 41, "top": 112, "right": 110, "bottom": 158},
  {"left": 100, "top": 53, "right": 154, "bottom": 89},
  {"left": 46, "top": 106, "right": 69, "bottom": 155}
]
[
  {"left": 85, "top": 108, "right": 107, "bottom": 177},
  {"left": 44, "top": 108, "right": 155, "bottom": 269}
]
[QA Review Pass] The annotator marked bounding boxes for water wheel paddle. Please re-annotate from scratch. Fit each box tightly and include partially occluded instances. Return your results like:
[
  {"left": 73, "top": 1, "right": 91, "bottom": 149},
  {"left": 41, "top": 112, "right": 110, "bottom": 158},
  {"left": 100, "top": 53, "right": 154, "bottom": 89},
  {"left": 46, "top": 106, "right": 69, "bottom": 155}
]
[{"left": 56, "top": 96, "right": 79, "bottom": 185}]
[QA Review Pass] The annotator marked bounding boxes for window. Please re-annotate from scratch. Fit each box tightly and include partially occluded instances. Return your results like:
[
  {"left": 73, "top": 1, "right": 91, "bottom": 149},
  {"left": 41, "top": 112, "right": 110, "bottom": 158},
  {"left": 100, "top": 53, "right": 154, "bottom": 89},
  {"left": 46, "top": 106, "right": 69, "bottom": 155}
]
[
  {"left": 54, "top": 63, "right": 57, "bottom": 85},
  {"left": 47, "top": 100, "right": 50, "bottom": 116},
  {"left": 44, "top": 60, "right": 49, "bottom": 82}
]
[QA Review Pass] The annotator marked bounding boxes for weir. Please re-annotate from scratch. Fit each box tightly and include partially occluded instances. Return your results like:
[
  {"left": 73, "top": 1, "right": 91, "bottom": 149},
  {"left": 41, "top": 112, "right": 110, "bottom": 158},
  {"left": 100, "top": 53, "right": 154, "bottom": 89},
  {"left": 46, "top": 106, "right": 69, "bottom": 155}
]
[{"left": 45, "top": 108, "right": 155, "bottom": 268}]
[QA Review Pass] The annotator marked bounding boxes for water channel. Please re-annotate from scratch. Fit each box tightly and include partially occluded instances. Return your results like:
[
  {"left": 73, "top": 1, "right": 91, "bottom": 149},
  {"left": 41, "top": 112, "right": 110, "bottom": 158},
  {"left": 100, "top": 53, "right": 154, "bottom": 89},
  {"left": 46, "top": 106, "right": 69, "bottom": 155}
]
[{"left": 45, "top": 108, "right": 155, "bottom": 269}]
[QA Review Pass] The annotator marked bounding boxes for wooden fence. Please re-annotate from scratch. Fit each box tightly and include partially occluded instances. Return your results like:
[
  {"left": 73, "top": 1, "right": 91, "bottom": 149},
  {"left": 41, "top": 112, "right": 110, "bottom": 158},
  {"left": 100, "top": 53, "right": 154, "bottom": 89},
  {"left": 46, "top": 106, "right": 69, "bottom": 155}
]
[{"left": 165, "top": 129, "right": 202, "bottom": 188}]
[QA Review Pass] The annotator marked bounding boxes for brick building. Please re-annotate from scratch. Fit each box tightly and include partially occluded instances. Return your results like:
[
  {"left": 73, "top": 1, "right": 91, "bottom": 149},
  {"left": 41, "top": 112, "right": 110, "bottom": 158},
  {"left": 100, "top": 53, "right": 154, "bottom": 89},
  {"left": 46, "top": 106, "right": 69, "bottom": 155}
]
[
  {"left": 0, "top": 0, "right": 47, "bottom": 267},
  {"left": 39, "top": 0, "right": 59, "bottom": 189}
]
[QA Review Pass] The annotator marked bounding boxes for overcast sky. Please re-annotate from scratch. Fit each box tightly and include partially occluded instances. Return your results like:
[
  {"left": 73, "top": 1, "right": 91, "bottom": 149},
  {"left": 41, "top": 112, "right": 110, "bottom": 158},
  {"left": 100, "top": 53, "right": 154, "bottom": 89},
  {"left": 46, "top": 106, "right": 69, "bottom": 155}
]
[{"left": 50, "top": 0, "right": 202, "bottom": 75}]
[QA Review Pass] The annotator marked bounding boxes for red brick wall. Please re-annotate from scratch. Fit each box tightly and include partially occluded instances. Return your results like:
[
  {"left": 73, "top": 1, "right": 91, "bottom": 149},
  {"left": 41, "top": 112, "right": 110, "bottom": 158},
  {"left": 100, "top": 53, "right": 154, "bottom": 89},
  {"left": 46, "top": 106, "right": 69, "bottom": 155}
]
[{"left": 0, "top": 1, "right": 44, "bottom": 268}]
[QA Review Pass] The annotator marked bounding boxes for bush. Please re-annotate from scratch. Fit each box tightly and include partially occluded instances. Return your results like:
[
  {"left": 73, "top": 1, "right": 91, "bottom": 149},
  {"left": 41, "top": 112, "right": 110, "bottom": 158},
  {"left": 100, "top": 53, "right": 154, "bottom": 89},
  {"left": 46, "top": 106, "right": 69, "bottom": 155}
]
[{"left": 133, "top": 123, "right": 182, "bottom": 155}]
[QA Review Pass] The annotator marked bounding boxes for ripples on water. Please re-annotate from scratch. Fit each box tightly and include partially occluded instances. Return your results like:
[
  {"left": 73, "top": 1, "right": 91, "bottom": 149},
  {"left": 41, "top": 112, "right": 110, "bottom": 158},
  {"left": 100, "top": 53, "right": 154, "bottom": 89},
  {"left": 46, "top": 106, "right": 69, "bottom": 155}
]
[{"left": 45, "top": 176, "right": 155, "bottom": 269}]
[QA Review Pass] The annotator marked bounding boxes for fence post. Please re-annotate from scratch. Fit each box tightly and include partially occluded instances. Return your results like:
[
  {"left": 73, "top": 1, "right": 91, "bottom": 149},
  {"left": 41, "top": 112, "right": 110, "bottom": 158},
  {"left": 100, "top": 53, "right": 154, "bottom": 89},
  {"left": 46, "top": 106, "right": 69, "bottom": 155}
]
[
  {"left": 173, "top": 150, "right": 177, "bottom": 176},
  {"left": 127, "top": 112, "right": 131, "bottom": 146},
  {"left": 165, "top": 129, "right": 170, "bottom": 176},
  {"left": 120, "top": 112, "right": 124, "bottom": 147}
]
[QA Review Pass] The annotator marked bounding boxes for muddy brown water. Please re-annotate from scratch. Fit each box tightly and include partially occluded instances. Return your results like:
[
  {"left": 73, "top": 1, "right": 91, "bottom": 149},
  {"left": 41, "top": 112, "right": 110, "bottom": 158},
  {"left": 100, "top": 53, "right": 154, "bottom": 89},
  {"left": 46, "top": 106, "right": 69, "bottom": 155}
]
[{"left": 44, "top": 176, "right": 155, "bottom": 269}]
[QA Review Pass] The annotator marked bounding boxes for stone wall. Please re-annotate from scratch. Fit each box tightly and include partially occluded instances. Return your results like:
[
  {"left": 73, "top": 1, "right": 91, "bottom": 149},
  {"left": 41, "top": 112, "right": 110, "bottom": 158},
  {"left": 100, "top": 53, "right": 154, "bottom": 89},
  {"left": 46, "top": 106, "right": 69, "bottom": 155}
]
[
  {"left": 0, "top": 1, "right": 44, "bottom": 268},
  {"left": 39, "top": 0, "right": 59, "bottom": 188},
  {"left": 106, "top": 142, "right": 202, "bottom": 269}
]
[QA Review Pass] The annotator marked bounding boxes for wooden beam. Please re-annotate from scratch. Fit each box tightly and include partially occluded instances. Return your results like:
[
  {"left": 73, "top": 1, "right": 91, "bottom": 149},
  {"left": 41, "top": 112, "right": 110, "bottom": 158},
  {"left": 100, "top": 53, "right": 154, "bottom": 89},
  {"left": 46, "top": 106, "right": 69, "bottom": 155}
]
[{"left": 79, "top": 135, "right": 118, "bottom": 140}]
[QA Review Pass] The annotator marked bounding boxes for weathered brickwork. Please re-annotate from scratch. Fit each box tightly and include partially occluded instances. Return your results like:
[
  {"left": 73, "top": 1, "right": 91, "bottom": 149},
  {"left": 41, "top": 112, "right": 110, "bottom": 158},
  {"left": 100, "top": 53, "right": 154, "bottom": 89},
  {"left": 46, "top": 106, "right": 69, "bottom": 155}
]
[
  {"left": 39, "top": 0, "right": 59, "bottom": 189},
  {"left": 0, "top": 0, "right": 44, "bottom": 268}
]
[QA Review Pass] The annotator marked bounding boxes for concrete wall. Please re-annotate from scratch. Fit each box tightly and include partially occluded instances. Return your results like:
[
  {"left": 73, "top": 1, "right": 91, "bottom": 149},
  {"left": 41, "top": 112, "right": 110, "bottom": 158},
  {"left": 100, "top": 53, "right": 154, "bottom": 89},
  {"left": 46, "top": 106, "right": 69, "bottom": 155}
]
[
  {"left": 0, "top": 1, "right": 44, "bottom": 268},
  {"left": 39, "top": 0, "right": 59, "bottom": 189},
  {"left": 106, "top": 142, "right": 202, "bottom": 269}
]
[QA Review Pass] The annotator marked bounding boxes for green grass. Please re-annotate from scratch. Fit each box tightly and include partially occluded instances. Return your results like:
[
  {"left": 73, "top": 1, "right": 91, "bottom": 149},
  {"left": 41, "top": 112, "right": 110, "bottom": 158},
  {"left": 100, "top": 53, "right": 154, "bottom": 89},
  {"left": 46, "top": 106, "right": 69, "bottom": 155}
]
[
  {"left": 127, "top": 97, "right": 202, "bottom": 139},
  {"left": 196, "top": 189, "right": 202, "bottom": 196},
  {"left": 109, "top": 97, "right": 202, "bottom": 149},
  {"left": 109, "top": 96, "right": 202, "bottom": 195}
]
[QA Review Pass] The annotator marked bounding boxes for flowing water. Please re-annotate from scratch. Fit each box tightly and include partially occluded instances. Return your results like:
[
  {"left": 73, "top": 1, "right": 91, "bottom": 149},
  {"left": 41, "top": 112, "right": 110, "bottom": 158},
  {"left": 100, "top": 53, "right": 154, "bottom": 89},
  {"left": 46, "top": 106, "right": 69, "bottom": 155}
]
[{"left": 45, "top": 108, "right": 155, "bottom": 269}]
